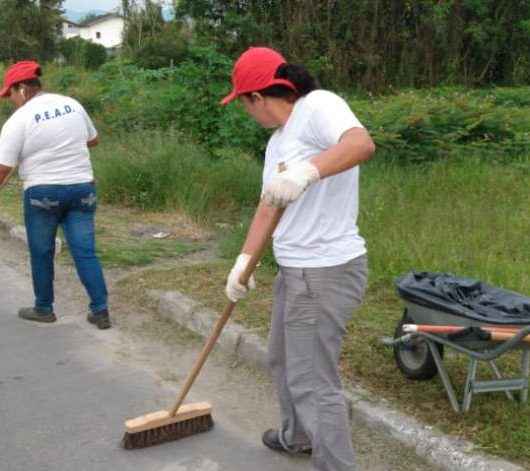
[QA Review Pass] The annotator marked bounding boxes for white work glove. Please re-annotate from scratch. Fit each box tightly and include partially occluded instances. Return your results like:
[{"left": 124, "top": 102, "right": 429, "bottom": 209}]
[
  {"left": 262, "top": 161, "right": 320, "bottom": 207},
  {"left": 225, "top": 253, "right": 256, "bottom": 302}
]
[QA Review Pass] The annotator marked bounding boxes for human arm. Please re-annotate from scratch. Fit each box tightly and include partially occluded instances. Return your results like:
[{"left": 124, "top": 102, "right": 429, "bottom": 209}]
[
  {"left": 263, "top": 91, "right": 376, "bottom": 207},
  {"left": 76, "top": 100, "right": 99, "bottom": 148},
  {"left": 0, "top": 116, "right": 24, "bottom": 189},
  {"left": 262, "top": 126, "right": 375, "bottom": 207},
  {"left": 241, "top": 200, "right": 279, "bottom": 255},
  {"left": 225, "top": 201, "right": 279, "bottom": 302},
  {"left": 0, "top": 164, "right": 13, "bottom": 187},
  {"left": 87, "top": 136, "right": 99, "bottom": 148},
  {"left": 310, "top": 126, "right": 375, "bottom": 178}
]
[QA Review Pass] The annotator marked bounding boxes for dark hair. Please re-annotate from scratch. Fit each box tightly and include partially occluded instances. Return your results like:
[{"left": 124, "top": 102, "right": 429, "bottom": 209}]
[
  {"left": 13, "top": 78, "right": 42, "bottom": 91},
  {"left": 248, "top": 64, "right": 319, "bottom": 103}
]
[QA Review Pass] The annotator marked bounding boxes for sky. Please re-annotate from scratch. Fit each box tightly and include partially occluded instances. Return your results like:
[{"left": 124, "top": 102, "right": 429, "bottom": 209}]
[
  {"left": 63, "top": 0, "right": 172, "bottom": 12},
  {"left": 63, "top": 0, "right": 120, "bottom": 11}
]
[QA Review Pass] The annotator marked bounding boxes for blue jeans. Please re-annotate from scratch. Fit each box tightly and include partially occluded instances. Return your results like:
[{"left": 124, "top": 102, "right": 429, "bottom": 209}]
[{"left": 24, "top": 183, "right": 108, "bottom": 315}]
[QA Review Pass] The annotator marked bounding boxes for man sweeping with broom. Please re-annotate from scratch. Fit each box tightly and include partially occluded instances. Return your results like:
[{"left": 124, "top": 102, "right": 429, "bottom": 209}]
[
  {"left": 222, "top": 47, "right": 376, "bottom": 471},
  {"left": 121, "top": 48, "right": 374, "bottom": 471}
]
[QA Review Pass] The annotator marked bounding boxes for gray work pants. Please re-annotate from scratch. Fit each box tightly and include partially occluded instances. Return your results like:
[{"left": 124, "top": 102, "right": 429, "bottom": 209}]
[{"left": 268, "top": 255, "right": 368, "bottom": 471}]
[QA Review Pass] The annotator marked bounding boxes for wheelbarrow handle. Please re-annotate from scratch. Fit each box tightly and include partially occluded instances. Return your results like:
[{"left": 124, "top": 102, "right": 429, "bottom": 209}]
[
  {"left": 409, "top": 326, "right": 530, "bottom": 362},
  {"left": 403, "top": 324, "right": 523, "bottom": 335}
]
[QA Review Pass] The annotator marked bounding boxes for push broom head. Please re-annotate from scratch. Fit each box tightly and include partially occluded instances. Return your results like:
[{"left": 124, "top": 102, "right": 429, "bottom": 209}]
[{"left": 122, "top": 402, "right": 214, "bottom": 449}]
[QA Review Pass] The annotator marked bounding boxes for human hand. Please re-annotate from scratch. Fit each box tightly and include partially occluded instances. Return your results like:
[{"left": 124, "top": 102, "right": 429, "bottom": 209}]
[
  {"left": 225, "top": 253, "right": 256, "bottom": 302},
  {"left": 262, "top": 161, "right": 320, "bottom": 207}
]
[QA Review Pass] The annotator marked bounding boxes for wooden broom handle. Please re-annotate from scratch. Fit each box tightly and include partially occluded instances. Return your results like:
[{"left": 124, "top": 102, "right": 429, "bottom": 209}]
[{"left": 169, "top": 205, "right": 285, "bottom": 416}]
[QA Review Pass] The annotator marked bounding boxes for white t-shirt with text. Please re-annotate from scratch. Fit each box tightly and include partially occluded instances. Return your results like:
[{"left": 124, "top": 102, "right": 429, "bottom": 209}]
[
  {"left": 0, "top": 93, "right": 97, "bottom": 189},
  {"left": 263, "top": 90, "right": 367, "bottom": 268}
]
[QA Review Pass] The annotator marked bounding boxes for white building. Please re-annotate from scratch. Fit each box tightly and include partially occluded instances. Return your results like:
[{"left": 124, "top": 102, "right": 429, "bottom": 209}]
[{"left": 61, "top": 13, "right": 124, "bottom": 51}]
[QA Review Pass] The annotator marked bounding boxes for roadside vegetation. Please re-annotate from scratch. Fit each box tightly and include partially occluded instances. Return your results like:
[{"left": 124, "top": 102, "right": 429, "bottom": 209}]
[
  {"left": 116, "top": 153, "right": 530, "bottom": 464},
  {"left": 1, "top": 0, "right": 530, "bottom": 463}
]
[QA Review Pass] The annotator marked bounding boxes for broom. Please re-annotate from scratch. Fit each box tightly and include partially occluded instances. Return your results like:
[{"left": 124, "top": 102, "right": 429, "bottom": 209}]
[{"left": 122, "top": 202, "right": 285, "bottom": 449}]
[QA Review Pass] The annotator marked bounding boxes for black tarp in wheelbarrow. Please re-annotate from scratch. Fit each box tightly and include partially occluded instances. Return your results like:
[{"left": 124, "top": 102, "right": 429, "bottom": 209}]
[
  {"left": 390, "top": 271, "right": 530, "bottom": 412},
  {"left": 396, "top": 271, "right": 530, "bottom": 325}
]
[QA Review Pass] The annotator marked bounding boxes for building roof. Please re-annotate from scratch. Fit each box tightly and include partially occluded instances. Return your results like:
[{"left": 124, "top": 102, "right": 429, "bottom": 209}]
[
  {"left": 63, "top": 18, "right": 80, "bottom": 26},
  {"left": 62, "top": 12, "right": 123, "bottom": 28},
  {"left": 79, "top": 13, "right": 123, "bottom": 27}
]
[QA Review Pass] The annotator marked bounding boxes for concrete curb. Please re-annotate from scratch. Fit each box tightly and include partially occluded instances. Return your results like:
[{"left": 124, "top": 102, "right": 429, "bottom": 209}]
[
  {"left": 146, "top": 288, "right": 525, "bottom": 471},
  {"left": 0, "top": 213, "right": 62, "bottom": 254}
]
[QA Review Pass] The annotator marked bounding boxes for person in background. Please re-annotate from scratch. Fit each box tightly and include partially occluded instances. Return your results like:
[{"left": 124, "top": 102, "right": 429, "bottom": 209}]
[
  {"left": 222, "top": 47, "right": 375, "bottom": 471},
  {"left": 0, "top": 61, "right": 110, "bottom": 329}
]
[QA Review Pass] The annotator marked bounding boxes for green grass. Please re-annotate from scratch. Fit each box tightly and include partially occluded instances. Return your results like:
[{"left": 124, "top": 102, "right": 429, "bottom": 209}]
[
  {"left": 119, "top": 154, "right": 530, "bottom": 466},
  {"left": 119, "top": 262, "right": 530, "bottom": 464},
  {"left": 0, "top": 179, "right": 209, "bottom": 269},
  {"left": 0, "top": 182, "right": 22, "bottom": 222},
  {"left": 1, "top": 65, "right": 529, "bottom": 463},
  {"left": 90, "top": 129, "right": 262, "bottom": 222},
  {"left": 219, "top": 154, "right": 530, "bottom": 293},
  {"left": 360, "top": 154, "right": 530, "bottom": 293},
  {"left": 94, "top": 237, "right": 202, "bottom": 267}
]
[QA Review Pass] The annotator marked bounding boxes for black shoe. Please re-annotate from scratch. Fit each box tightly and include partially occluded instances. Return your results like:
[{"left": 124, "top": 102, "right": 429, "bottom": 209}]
[
  {"left": 262, "top": 429, "right": 312, "bottom": 455},
  {"left": 18, "top": 307, "right": 57, "bottom": 323},
  {"left": 87, "top": 309, "right": 111, "bottom": 330}
]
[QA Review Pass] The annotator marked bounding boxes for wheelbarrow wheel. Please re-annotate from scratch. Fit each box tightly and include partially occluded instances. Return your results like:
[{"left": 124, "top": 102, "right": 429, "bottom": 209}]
[{"left": 393, "top": 312, "right": 443, "bottom": 381}]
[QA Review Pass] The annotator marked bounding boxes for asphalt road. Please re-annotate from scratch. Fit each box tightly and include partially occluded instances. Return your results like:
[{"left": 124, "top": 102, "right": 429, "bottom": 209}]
[{"left": 0, "top": 232, "right": 436, "bottom": 471}]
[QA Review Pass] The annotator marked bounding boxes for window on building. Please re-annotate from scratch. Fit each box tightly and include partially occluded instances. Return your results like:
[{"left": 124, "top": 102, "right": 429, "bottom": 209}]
[{"left": 96, "top": 32, "right": 101, "bottom": 39}]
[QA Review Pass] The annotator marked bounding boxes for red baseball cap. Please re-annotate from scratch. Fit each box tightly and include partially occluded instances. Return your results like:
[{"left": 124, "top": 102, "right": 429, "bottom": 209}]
[
  {"left": 221, "top": 47, "right": 297, "bottom": 105},
  {"left": 0, "top": 61, "right": 41, "bottom": 98}
]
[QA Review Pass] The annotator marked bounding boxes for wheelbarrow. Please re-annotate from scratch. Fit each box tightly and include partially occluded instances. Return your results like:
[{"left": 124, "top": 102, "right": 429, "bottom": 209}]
[{"left": 389, "top": 271, "right": 530, "bottom": 413}]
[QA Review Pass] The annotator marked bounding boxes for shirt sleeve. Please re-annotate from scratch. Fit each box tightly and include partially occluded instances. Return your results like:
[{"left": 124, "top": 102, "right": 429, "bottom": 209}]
[
  {"left": 307, "top": 92, "right": 364, "bottom": 150},
  {"left": 262, "top": 133, "right": 279, "bottom": 193},
  {"left": 80, "top": 106, "right": 98, "bottom": 141},
  {"left": 0, "top": 115, "right": 25, "bottom": 168},
  {"left": 83, "top": 108, "right": 98, "bottom": 141}
]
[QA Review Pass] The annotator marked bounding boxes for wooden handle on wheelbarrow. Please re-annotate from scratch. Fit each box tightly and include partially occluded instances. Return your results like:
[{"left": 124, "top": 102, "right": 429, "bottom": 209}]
[
  {"left": 403, "top": 324, "right": 521, "bottom": 334},
  {"left": 403, "top": 324, "right": 530, "bottom": 343},
  {"left": 488, "top": 331, "right": 530, "bottom": 344}
]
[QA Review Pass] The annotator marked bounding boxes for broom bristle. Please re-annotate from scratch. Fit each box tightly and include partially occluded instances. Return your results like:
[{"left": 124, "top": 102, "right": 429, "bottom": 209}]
[{"left": 122, "top": 413, "right": 214, "bottom": 449}]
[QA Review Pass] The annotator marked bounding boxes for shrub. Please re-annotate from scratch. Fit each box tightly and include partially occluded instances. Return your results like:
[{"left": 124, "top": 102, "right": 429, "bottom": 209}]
[
  {"left": 25, "top": 57, "right": 530, "bottom": 166},
  {"left": 84, "top": 47, "right": 269, "bottom": 158},
  {"left": 84, "top": 42, "right": 107, "bottom": 70},
  {"left": 351, "top": 90, "right": 530, "bottom": 163},
  {"left": 58, "top": 37, "right": 107, "bottom": 70},
  {"left": 92, "top": 129, "right": 262, "bottom": 217},
  {"left": 131, "top": 24, "right": 189, "bottom": 69}
]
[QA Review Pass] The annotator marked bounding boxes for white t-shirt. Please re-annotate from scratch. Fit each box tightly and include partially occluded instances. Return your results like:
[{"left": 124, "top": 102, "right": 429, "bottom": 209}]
[
  {"left": 263, "top": 89, "right": 367, "bottom": 268},
  {"left": 0, "top": 93, "right": 97, "bottom": 189}
]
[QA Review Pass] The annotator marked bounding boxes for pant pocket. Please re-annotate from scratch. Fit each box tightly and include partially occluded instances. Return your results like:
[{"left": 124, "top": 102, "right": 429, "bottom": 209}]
[
  {"left": 282, "top": 268, "right": 317, "bottom": 327},
  {"left": 25, "top": 187, "right": 62, "bottom": 216},
  {"left": 78, "top": 187, "right": 97, "bottom": 212},
  {"left": 29, "top": 197, "right": 60, "bottom": 211}
]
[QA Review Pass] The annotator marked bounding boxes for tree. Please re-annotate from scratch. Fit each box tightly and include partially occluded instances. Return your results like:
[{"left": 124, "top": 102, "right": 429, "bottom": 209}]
[
  {"left": 175, "top": 0, "right": 530, "bottom": 89},
  {"left": 123, "top": 0, "right": 165, "bottom": 52},
  {"left": 37, "top": 0, "right": 64, "bottom": 61},
  {"left": 0, "top": 0, "right": 64, "bottom": 62},
  {"left": 123, "top": 0, "right": 189, "bottom": 68},
  {"left": 0, "top": 0, "right": 39, "bottom": 61}
]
